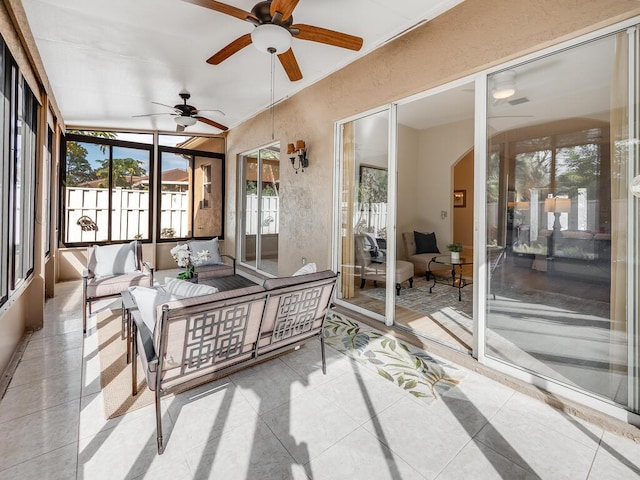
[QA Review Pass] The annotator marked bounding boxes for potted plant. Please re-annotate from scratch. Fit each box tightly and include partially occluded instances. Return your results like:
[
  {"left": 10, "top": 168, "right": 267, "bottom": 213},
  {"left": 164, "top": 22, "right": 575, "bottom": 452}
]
[{"left": 447, "top": 242, "right": 463, "bottom": 262}]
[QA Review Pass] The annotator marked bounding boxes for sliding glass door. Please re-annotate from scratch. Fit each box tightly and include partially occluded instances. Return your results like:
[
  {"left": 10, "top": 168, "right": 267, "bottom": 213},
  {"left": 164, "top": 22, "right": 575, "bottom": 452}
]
[
  {"left": 335, "top": 109, "right": 392, "bottom": 322},
  {"left": 240, "top": 144, "right": 280, "bottom": 276},
  {"left": 484, "top": 29, "right": 638, "bottom": 410}
]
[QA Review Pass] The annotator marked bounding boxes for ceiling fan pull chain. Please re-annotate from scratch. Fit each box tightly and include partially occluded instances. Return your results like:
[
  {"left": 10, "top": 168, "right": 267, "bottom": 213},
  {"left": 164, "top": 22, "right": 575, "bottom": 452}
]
[{"left": 270, "top": 47, "right": 276, "bottom": 140}]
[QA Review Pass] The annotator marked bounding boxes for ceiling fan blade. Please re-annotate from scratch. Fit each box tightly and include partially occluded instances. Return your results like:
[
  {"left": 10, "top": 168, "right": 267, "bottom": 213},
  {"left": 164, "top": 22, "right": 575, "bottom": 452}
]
[
  {"left": 196, "top": 109, "right": 226, "bottom": 116},
  {"left": 270, "top": 0, "right": 299, "bottom": 21},
  {"left": 181, "top": 0, "right": 257, "bottom": 23},
  {"left": 151, "top": 101, "right": 180, "bottom": 112},
  {"left": 293, "top": 24, "right": 363, "bottom": 51},
  {"left": 195, "top": 116, "right": 229, "bottom": 131},
  {"left": 207, "top": 33, "right": 252, "bottom": 65},
  {"left": 132, "top": 112, "right": 172, "bottom": 118},
  {"left": 278, "top": 48, "right": 302, "bottom": 82}
]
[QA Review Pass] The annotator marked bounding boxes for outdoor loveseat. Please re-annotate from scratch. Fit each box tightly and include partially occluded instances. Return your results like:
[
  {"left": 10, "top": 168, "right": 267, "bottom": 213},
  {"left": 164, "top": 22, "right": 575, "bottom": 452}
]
[{"left": 127, "top": 269, "right": 337, "bottom": 454}]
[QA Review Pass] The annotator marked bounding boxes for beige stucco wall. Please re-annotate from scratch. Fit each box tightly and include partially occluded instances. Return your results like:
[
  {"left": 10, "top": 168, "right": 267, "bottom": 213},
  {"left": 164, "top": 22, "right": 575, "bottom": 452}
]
[{"left": 225, "top": 0, "right": 640, "bottom": 276}]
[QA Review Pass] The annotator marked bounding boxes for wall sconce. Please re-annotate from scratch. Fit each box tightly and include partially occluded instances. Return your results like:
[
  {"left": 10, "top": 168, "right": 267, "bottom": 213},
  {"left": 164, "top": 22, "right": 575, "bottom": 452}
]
[{"left": 287, "top": 140, "right": 308, "bottom": 174}]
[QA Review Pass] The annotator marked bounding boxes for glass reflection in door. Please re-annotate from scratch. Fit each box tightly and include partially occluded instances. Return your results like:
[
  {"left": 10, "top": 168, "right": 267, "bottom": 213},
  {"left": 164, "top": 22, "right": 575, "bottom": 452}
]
[
  {"left": 337, "top": 110, "right": 390, "bottom": 320},
  {"left": 485, "top": 31, "right": 636, "bottom": 409},
  {"left": 241, "top": 145, "right": 280, "bottom": 276}
]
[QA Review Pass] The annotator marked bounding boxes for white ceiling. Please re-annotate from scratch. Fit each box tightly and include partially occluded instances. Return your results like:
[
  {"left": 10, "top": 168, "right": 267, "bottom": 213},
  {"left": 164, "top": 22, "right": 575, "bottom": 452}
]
[{"left": 22, "top": 0, "right": 464, "bottom": 134}]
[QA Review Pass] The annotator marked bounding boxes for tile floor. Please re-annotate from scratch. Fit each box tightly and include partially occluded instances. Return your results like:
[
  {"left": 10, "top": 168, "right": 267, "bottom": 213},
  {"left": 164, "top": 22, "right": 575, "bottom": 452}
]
[{"left": 1, "top": 280, "right": 640, "bottom": 479}]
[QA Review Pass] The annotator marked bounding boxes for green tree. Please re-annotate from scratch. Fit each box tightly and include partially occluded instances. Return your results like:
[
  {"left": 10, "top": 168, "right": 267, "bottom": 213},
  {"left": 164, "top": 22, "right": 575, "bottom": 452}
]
[
  {"left": 95, "top": 158, "right": 147, "bottom": 188},
  {"left": 555, "top": 144, "right": 600, "bottom": 198},
  {"left": 68, "top": 130, "right": 116, "bottom": 154},
  {"left": 66, "top": 142, "right": 96, "bottom": 186}
]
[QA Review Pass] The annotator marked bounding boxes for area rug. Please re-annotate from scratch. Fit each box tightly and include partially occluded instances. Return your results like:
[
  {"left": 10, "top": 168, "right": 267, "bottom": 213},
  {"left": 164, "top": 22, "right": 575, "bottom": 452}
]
[
  {"left": 323, "top": 313, "right": 465, "bottom": 403},
  {"left": 96, "top": 308, "right": 155, "bottom": 419},
  {"left": 360, "top": 276, "right": 474, "bottom": 335}
]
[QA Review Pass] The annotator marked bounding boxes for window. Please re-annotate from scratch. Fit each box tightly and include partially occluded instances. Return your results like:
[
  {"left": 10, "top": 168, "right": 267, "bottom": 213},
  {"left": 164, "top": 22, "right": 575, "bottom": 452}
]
[
  {"left": 0, "top": 38, "right": 8, "bottom": 306},
  {"left": 0, "top": 36, "right": 38, "bottom": 305},
  {"left": 62, "top": 133, "right": 153, "bottom": 245},
  {"left": 157, "top": 146, "right": 224, "bottom": 240}
]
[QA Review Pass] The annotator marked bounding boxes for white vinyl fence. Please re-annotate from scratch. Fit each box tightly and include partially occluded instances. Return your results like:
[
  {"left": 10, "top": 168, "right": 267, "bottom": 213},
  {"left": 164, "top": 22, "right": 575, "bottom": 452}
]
[
  {"left": 67, "top": 189, "right": 281, "bottom": 242},
  {"left": 245, "top": 194, "right": 279, "bottom": 235},
  {"left": 66, "top": 187, "right": 189, "bottom": 243}
]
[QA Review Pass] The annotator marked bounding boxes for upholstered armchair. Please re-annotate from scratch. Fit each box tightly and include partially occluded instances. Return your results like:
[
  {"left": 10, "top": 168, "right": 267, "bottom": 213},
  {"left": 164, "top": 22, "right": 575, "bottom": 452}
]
[
  {"left": 82, "top": 241, "right": 154, "bottom": 334},
  {"left": 402, "top": 231, "right": 447, "bottom": 279},
  {"left": 355, "top": 234, "right": 414, "bottom": 295}
]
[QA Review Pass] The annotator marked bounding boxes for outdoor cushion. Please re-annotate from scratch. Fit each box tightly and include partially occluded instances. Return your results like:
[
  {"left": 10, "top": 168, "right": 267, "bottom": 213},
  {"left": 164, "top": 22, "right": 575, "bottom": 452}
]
[
  {"left": 164, "top": 277, "right": 219, "bottom": 297},
  {"left": 129, "top": 286, "right": 179, "bottom": 332},
  {"left": 293, "top": 262, "right": 317, "bottom": 276},
  {"left": 93, "top": 241, "right": 138, "bottom": 277},
  {"left": 188, "top": 238, "right": 222, "bottom": 265},
  {"left": 85, "top": 272, "right": 150, "bottom": 298}
]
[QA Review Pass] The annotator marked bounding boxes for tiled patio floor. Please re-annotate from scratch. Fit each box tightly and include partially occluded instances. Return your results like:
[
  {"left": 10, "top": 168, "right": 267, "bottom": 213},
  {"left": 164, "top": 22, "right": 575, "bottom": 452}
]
[{"left": 0, "top": 279, "right": 639, "bottom": 479}]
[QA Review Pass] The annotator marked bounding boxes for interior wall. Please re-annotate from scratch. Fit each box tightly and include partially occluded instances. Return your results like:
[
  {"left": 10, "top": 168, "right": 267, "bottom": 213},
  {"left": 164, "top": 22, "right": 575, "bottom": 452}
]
[
  {"left": 225, "top": 0, "right": 640, "bottom": 277},
  {"left": 453, "top": 151, "right": 475, "bottom": 249},
  {"left": 416, "top": 119, "right": 475, "bottom": 251}
]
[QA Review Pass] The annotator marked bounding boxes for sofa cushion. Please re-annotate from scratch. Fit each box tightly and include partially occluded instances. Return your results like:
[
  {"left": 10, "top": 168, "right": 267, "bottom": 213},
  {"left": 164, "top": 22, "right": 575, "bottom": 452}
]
[
  {"left": 93, "top": 241, "right": 138, "bottom": 277},
  {"left": 263, "top": 270, "right": 336, "bottom": 290},
  {"left": 188, "top": 238, "right": 222, "bottom": 265},
  {"left": 86, "top": 272, "right": 150, "bottom": 298},
  {"left": 164, "top": 277, "right": 219, "bottom": 297},
  {"left": 414, "top": 231, "right": 440, "bottom": 254},
  {"left": 130, "top": 286, "right": 179, "bottom": 332},
  {"left": 293, "top": 262, "right": 317, "bottom": 276}
]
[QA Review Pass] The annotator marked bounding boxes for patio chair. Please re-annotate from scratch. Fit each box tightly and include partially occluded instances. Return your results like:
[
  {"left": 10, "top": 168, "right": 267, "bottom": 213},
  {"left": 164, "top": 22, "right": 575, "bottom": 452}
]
[{"left": 82, "top": 241, "right": 154, "bottom": 334}]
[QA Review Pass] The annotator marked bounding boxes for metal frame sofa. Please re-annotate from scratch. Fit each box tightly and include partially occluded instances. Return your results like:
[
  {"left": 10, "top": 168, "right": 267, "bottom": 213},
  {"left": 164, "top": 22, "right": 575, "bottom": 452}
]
[{"left": 128, "top": 269, "right": 338, "bottom": 454}]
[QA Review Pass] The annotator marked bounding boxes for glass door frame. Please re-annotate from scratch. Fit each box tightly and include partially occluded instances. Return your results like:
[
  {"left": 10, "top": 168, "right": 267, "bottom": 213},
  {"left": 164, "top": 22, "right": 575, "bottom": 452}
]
[
  {"left": 474, "top": 18, "right": 640, "bottom": 422},
  {"left": 333, "top": 105, "right": 397, "bottom": 325},
  {"left": 237, "top": 141, "right": 280, "bottom": 277}
]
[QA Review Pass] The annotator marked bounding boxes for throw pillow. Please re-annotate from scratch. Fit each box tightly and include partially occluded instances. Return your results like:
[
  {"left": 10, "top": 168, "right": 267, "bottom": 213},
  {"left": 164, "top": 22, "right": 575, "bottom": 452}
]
[
  {"left": 188, "top": 238, "right": 222, "bottom": 265},
  {"left": 94, "top": 241, "right": 138, "bottom": 277},
  {"left": 129, "top": 286, "right": 178, "bottom": 333},
  {"left": 164, "top": 277, "right": 219, "bottom": 297},
  {"left": 292, "top": 262, "right": 317, "bottom": 276},
  {"left": 414, "top": 231, "right": 440, "bottom": 254}
]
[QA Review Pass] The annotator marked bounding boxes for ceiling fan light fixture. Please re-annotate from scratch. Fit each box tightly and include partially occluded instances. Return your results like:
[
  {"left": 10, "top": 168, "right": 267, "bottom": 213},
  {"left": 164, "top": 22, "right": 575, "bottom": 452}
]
[
  {"left": 492, "top": 70, "right": 517, "bottom": 99},
  {"left": 251, "top": 24, "right": 292, "bottom": 54},
  {"left": 175, "top": 115, "right": 197, "bottom": 127}
]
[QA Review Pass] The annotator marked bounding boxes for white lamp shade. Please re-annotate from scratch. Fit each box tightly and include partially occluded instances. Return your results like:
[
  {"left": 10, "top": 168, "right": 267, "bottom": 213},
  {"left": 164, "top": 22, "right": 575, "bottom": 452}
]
[
  {"left": 175, "top": 116, "right": 197, "bottom": 127},
  {"left": 251, "top": 24, "right": 292, "bottom": 54},
  {"left": 492, "top": 70, "right": 517, "bottom": 99}
]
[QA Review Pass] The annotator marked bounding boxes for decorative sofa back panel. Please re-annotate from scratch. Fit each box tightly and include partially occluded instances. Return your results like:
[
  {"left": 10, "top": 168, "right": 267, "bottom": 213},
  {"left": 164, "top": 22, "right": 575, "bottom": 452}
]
[
  {"left": 158, "top": 290, "right": 269, "bottom": 389},
  {"left": 259, "top": 270, "right": 337, "bottom": 353}
]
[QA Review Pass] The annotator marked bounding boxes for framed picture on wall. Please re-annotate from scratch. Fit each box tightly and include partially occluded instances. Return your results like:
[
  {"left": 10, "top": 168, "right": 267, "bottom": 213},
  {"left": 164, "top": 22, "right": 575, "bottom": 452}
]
[
  {"left": 359, "top": 165, "right": 388, "bottom": 204},
  {"left": 453, "top": 189, "right": 466, "bottom": 208}
]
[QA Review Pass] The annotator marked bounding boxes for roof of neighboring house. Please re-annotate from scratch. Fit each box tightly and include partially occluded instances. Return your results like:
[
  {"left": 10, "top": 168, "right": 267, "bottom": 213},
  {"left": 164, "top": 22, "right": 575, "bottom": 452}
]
[{"left": 75, "top": 168, "right": 189, "bottom": 188}]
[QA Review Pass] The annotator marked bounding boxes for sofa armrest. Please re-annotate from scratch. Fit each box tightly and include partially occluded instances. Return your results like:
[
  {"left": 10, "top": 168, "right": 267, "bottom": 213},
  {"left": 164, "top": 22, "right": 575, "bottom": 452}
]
[
  {"left": 143, "top": 261, "right": 155, "bottom": 285},
  {"left": 130, "top": 308, "right": 158, "bottom": 371},
  {"left": 220, "top": 254, "right": 236, "bottom": 274}
]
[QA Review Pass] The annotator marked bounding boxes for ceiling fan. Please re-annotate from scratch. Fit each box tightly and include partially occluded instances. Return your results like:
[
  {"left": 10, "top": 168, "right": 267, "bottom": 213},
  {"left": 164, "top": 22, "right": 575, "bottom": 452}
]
[
  {"left": 134, "top": 91, "right": 228, "bottom": 132},
  {"left": 183, "top": 0, "right": 364, "bottom": 81}
]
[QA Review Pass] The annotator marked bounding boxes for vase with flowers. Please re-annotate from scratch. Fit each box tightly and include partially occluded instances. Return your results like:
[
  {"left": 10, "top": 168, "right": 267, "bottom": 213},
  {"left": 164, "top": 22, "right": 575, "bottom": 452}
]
[
  {"left": 446, "top": 242, "right": 463, "bottom": 262},
  {"left": 170, "top": 244, "right": 211, "bottom": 281}
]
